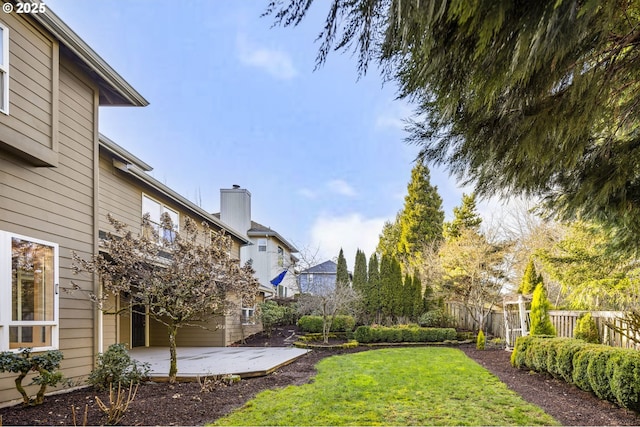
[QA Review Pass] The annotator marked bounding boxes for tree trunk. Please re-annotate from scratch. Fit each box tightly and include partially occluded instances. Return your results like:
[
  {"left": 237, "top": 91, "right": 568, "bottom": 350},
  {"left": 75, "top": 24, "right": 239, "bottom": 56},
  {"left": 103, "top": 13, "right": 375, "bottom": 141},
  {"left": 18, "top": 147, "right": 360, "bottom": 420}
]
[{"left": 168, "top": 324, "right": 178, "bottom": 383}]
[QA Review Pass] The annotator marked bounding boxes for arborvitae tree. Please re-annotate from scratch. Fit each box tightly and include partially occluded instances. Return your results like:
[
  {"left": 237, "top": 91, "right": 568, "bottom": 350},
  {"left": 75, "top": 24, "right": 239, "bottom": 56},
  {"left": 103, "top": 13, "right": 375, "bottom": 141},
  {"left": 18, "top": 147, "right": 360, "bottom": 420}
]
[
  {"left": 267, "top": 1, "right": 640, "bottom": 253},
  {"left": 367, "top": 253, "right": 381, "bottom": 323},
  {"left": 529, "top": 282, "right": 556, "bottom": 336},
  {"left": 518, "top": 259, "right": 542, "bottom": 295},
  {"left": 397, "top": 159, "right": 444, "bottom": 264},
  {"left": 401, "top": 273, "right": 413, "bottom": 320},
  {"left": 377, "top": 213, "right": 401, "bottom": 258},
  {"left": 352, "top": 249, "right": 368, "bottom": 322},
  {"left": 352, "top": 249, "right": 368, "bottom": 293},
  {"left": 412, "top": 274, "right": 424, "bottom": 320},
  {"left": 380, "top": 254, "right": 403, "bottom": 322},
  {"left": 336, "top": 248, "right": 349, "bottom": 289},
  {"left": 443, "top": 193, "right": 482, "bottom": 240}
]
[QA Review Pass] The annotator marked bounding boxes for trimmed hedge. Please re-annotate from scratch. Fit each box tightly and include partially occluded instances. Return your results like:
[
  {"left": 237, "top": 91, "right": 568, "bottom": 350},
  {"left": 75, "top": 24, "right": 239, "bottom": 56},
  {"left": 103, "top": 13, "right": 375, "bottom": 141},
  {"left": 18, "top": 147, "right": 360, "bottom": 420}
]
[
  {"left": 512, "top": 335, "right": 640, "bottom": 411},
  {"left": 297, "top": 315, "right": 355, "bottom": 333},
  {"left": 354, "top": 325, "right": 457, "bottom": 344}
]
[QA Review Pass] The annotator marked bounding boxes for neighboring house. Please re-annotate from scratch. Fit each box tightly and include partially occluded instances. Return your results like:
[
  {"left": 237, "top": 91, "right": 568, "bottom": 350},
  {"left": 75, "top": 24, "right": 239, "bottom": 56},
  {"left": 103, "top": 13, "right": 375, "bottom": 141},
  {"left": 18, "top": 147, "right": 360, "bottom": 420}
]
[
  {"left": 298, "top": 260, "right": 339, "bottom": 293},
  {"left": 98, "top": 135, "right": 265, "bottom": 349},
  {"left": 0, "top": 5, "right": 147, "bottom": 405},
  {"left": 217, "top": 186, "right": 299, "bottom": 298}
]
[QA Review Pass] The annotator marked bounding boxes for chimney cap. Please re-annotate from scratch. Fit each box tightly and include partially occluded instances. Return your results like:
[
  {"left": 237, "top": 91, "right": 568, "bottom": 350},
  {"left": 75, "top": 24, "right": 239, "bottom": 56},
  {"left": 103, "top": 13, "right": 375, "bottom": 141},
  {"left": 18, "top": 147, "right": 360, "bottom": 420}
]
[{"left": 232, "top": 184, "right": 241, "bottom": 189}]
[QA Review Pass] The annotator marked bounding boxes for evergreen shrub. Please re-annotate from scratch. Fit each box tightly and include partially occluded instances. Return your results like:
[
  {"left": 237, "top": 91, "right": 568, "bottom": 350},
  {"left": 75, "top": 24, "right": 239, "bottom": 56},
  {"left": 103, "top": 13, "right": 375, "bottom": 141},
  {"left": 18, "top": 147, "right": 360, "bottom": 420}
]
[
  {"left": 88, "top": 344, "right": 150, "bottom": 391},
  {"left": 476, "top": 330, "right": 485, "bottom": 350},
  {"left": 512, "top": 336, "right": 640, "bottom": 411},
  {"left": 417, "top": 309, "right": 453, "bottom": 328},
  {"left": 353, "top": 325, "right": 456, "bottom": 343},
  {"left": 0, "top": 348, "right": 64, "bottom": 405},
  {"left": 574, "top": 312, "right": 600, "bottom": 343},
  {"left": 297, "top": 315, "right": 355, "bottom": 333}
]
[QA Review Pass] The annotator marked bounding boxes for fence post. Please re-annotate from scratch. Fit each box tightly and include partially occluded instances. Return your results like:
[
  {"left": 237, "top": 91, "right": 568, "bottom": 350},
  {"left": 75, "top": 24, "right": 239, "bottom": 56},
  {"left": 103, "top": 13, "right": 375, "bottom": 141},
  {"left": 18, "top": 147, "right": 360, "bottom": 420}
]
[{"left": 518, "top": 294, "right": 528, "bottom": 337}]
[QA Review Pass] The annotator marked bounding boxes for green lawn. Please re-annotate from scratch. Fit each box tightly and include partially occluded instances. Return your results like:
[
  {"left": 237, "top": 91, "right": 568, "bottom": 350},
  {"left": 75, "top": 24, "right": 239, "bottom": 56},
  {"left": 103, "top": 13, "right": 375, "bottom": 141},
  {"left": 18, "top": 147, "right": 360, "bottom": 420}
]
[{"left": 214, "top": 347, "right": 558, "bottom": 426}]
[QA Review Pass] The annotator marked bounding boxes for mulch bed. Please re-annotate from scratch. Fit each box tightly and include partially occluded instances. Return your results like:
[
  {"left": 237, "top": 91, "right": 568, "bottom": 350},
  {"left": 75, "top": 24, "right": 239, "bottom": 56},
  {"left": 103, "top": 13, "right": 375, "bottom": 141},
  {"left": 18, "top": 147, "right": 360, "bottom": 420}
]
[{"left": 1, "top": 328, "right": 640, "bottom": 426}]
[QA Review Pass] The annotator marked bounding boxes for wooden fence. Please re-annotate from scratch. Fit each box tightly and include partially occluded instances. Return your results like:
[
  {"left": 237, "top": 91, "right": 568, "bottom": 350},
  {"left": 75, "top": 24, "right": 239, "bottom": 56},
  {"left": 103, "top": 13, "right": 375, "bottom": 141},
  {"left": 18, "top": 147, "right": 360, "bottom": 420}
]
[{"left": 445, "top": 302, "right": 639, "bottom": 350}]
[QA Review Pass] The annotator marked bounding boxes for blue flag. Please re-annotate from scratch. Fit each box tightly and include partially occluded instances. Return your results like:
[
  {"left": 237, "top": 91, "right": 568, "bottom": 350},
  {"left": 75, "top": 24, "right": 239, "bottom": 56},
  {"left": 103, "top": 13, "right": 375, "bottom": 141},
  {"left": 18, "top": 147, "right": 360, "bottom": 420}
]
[{"left": 270, "top": 270, "right": 287, "bottom": 286}]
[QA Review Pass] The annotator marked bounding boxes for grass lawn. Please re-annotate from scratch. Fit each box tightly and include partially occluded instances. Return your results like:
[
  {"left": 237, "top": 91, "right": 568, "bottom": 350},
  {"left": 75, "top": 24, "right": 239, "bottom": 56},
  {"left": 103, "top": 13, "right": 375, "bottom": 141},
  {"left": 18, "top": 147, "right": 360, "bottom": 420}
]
[{"left": 214, "top": 347, "right": 558, "bottom": 426}]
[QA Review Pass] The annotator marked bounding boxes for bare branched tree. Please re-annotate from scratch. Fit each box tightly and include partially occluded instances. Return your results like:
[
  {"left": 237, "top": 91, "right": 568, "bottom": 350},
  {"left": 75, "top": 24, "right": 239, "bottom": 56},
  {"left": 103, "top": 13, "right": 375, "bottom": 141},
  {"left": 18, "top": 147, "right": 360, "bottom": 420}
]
[
  {"left": 73, "top": 213, "right": 260, "bottom": 382},
  {"left": 297, "top": 278, "right": 361, "bottom": 344}
]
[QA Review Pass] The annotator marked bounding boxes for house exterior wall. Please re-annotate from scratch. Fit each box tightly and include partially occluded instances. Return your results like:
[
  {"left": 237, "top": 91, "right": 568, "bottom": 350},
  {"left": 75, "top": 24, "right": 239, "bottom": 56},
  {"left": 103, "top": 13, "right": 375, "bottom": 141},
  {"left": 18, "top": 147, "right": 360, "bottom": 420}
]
[
  {"left": 98, "top": 147, "right": 249, "bottom": 349},
  {"left": 0, "top": 12, "right": 58, "bottom": 167},
  {"left": 0, "top": 12, "right": 100, "bottom": 404},
  {"left": 243, "top": 237, "right": 297, "bottom": 297}
]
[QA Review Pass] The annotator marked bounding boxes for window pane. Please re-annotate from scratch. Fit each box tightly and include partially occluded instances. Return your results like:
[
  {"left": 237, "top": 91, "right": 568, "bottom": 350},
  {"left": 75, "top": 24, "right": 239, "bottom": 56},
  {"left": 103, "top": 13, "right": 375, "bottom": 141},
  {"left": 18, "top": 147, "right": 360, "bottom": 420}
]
[
  {"left": 142, "top": 196, "right": 161, "bottom": 224},
  {"left": 11, "top": 238, "right": 55, "bottom": 322},
  {"left": 0, "top": 27, "right": 4, "bottom": 65},
  {"left": 10, "top": 325, "right": 52, "bottom": 349}
]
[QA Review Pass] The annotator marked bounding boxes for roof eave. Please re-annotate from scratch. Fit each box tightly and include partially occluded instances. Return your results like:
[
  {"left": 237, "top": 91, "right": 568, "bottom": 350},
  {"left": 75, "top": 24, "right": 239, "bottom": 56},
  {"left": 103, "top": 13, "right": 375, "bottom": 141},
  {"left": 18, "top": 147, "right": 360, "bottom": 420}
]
[{"left": 31, "top": 6, "right": 149, "bottom": 107}]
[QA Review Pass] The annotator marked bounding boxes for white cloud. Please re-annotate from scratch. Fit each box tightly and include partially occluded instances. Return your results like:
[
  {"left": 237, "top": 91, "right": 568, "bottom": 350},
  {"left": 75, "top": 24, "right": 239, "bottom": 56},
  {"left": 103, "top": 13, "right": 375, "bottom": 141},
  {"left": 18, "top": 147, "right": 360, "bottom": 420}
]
[
  {"left": 309, "top": 213, "right": 386, "bottom": 269},
  {"left": 326, "top": 179, "right": 357, "bottom": 197},
  {"left": 298, "top": 188, "right": 317, "bottom": 199},
  {"left": 236, "top": 34, "right": 297, "bottom": 80},
  {"left": 374, "top": 101, "right": 414, "bottom": 132}
]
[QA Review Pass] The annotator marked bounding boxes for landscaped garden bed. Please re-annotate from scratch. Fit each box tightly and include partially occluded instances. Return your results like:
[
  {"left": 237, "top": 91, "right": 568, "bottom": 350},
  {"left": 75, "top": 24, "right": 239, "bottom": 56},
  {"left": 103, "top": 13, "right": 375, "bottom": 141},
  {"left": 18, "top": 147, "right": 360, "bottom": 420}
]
[{"left": 1, "top": 328, "right": 639, "bottom": 426}]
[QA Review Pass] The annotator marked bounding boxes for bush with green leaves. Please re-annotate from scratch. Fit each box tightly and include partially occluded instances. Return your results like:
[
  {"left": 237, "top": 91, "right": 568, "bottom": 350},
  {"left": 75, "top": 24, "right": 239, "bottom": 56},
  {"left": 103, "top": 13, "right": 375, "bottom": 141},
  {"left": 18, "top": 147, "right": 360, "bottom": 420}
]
[
  {"left": 354, "top": 325, "right": 457, "bottom": 343},
  {"left": 511, "top": 335, "right": 640, "bottom": 411},
  {"left": 297, "top": 315, "right": 355, "bottom": 333},
  {"left": 88, "top": 344, "right": 150, "bottom": 391},
  {"left": 574, "top": 312, "right": 600, "bottom": 343},
  {"left": 476, "top": 330, "right": 485, "bottom": 350},
  {"left": 529, "top": 283, "right": 556, "bottom": 336},
  {"left": 259, "top": 300, "right": 295, "bottom": 337},
  {"left": 417, "top": 309, "right": 453, "bottom": 328},
  {"left": 0, "top": 348, "right": 64, "bottom": 405}
]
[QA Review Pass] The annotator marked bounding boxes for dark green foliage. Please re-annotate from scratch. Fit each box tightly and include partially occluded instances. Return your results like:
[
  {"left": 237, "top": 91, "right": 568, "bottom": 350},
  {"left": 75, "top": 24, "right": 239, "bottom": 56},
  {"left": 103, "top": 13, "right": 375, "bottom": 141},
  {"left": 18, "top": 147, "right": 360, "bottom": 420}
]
[
  {"left": 88, "top": 344, "right": 150, "bottom": 391},
  {"left": 379, "top": 254, "right": 403, "bottom": 322},
  {"left": 259, "top": 300, "right": 296, "bottom": 337},
  {"left": 417, "top": 309, "right": 452, "bottom": 327},
  {"left": 377, "top": 214, "right": 401, "bottom": 258},
  {"left": 512, "top": 336, "right": 640, "bottom": 411},
  {"left": 367, "top": 253, "right": 381, "bottom": 322},
  {"left": 354, "top": 325, "right": 457, "bottom": 343},
  {"left": 0, "top": 348, "right": 64, "bottom": 405},
  {"left": 529, "top": 283, "right": 556, "bottom": 336},
  {"left": 352, "top": 249, "right": 368, "bottom": 295},
  {"left": 476, "top": 330, "right": 485, "bottom": 350},
  {"left": 297, "top": 315, "right": 355, "bottom": 333},
  {"left": 574, "top": 313, "right": 600, "bottom": 344},
  {"left": 336, "top": 248, "right": 349, "bottom": 288},
  {"left": 265, "top": 0, "right": 640, "bottom": 253}
]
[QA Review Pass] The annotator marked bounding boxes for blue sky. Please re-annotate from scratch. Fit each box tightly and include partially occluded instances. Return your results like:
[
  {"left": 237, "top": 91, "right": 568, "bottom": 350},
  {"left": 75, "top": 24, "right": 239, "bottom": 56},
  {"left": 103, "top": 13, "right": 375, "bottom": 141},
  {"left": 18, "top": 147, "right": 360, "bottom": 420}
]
[{"left": 48, "top": 0, "right": 489, "bottom": 268}]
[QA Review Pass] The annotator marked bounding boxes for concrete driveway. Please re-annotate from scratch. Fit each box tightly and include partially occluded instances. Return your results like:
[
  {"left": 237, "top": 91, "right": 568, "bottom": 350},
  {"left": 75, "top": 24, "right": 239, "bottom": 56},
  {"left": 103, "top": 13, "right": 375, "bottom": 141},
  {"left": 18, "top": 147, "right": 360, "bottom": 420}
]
[{"left": 128, "top": 346, "right": 310, "bottom": 381}]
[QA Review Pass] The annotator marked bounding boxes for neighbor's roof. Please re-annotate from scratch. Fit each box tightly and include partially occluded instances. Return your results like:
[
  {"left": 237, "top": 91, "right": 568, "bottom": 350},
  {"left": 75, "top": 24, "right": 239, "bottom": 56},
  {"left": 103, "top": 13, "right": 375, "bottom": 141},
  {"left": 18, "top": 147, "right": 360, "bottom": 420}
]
[
  {"left": 32, "top": 6, "right": 148, "bottom": 106},
  {"left": 300, "top": 260, "right": 337, "bottom": 274}
]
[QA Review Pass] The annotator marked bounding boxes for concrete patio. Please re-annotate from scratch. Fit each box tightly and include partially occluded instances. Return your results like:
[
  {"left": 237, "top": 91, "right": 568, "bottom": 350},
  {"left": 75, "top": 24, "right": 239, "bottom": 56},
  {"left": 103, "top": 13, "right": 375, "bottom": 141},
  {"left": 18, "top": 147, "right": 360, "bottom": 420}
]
[{"left": 128, "top": 346, "right": 310, "bottom": 381}]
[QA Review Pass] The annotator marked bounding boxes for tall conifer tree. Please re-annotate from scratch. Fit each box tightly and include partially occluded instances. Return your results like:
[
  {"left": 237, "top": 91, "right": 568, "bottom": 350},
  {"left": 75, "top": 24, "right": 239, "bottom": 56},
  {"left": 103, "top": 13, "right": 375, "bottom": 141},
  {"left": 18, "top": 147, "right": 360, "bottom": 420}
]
[
  {"left": 367, "top": 253, "right": 381, "bottom": 323},
  {"left": 397, "top": 159, "right": 444, "bottom": 264},
  {"left": 336, "top": 248, "right": 349, "bottom": 289},
  {"left": 443, "top": 193, "right": 482, "bottom": 240}
]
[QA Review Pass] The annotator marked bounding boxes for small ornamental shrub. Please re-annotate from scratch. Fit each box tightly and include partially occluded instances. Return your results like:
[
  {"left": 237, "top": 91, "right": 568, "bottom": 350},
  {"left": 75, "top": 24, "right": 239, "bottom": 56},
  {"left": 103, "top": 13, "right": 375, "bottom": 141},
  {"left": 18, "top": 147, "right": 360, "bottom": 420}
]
[
  {"left": 259, "top": 300, "right": 295, "bottom": 337},
  {"left": 572, "top": 345, "right": 600, "bottom": 392},
  {"left": 587, "top": 347, "right": 618, "bottom": 401},
  {"left": 0, "top": 348, "right": 64, "bottom": 405},
  {"left": 297, "top": 315, "right": 355, "bottom": 333},
  {"left": 476, "top": 330, "right": 485, "bottom": 350},
  {"left": 574, "top": 312, "right": 600, "bottom": 343},
  {"left": 88, "top": 344, "right": 150, "bottom": 391},
  {"left": 609, "top": 349, "right": 640, "bottom": 411},
  {"left": 353, "top": 325, "right": 456, "bottom": 343},
  {"left": 417, "top": 309, "right": 453, "bottom": 328},
  {"left": 529, "top": 283, "right": 556, "bottom": 336},
  {"left": 554, "top": 339, "right": 588, "bottom": 383}
]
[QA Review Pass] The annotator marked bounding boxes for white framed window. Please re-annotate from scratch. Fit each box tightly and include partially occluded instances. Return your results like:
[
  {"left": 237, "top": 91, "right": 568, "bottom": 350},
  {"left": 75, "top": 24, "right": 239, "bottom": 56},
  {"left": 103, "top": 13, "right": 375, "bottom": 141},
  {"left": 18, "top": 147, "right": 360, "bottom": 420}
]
[
  {"left": 277, "top": 246, "right": 284, "bottom": 267},
  {"left": 0, "top": 231, "right": 59, "bottom": 351},
  {"left": 0, "top": 21, "right": 9, "bottom": 114},
  {"left": 241, "top": 307, "right": 255, "bottom": 325},
  {"left": 142, "top": 194, "right": 179, "bottom": 243},
  {"left": 257, "top": 238, "right": 267, "bottom": 252}
]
